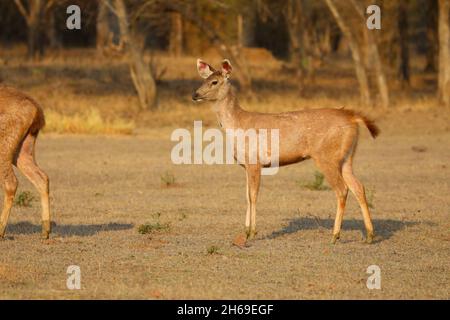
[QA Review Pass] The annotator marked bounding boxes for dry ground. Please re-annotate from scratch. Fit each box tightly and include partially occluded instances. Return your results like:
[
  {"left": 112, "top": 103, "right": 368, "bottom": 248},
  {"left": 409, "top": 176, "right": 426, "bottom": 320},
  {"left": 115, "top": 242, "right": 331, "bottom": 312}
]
[
  {"left": 0, "top": 110, "right": 449, "bottom": 299},
  {"left": 0, "top": 47, "right": 449, "bottom": 299}
]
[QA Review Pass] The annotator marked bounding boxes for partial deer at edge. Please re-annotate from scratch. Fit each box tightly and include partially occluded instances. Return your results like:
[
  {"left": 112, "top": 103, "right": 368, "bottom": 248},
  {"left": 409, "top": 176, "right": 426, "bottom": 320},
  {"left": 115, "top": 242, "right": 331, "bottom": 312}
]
[
  {"left": 192, "top": 59, "right": 379, "bottom": 244},
  {"left": 0, "top": 85, "right": 50, "bottom": 239}
]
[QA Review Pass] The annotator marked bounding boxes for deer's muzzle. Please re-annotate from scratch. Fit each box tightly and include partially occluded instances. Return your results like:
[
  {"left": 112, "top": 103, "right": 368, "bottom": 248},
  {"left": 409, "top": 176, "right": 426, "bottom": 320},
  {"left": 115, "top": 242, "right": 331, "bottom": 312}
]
[{"left": 192, "top": 92, "right": 201, "bottom": 101}]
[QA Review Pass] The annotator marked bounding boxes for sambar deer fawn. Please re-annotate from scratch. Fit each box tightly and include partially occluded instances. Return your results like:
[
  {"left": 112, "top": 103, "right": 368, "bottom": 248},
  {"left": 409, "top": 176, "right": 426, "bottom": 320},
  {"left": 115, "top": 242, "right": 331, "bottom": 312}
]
[
  {"left": 0, "top": 85, "right": 50, "bottom": 239},
  {"left": 192, "top": 59, "right": 379, "bottom": 244}
]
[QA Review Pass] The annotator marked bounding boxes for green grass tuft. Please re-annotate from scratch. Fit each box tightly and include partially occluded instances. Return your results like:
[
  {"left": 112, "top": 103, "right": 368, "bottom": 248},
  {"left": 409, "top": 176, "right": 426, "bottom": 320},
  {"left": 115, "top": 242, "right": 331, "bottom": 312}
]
[
  {"left": 138, "top": 222, "right": 170, "bottom": 235},
  {"left": 161, "top": 171, "right": 176, "bottom": 187},
  {"left": 206, "top": 245, "right": 220, "bottom": 255},
  {"left": 299, "top": 171, "right": 330, "bottom": 191},
  {"left": 14, "top": 191, "right": 35, "bottom": 207}
]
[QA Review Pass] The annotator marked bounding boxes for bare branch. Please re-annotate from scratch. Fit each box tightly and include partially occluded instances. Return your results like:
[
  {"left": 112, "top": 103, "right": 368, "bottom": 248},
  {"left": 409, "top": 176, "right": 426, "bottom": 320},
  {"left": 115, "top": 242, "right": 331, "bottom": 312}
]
[
  {"left": 102, "top": 0, "right": 118, "bottom": 18},
  {"left": 45, "top": 0, "right": 56, "bottom": 12},
  {"left": 14, "top": 0, "right": 30, "bottom": 23},
  {"left": 348, "top": 0, "right": 365, "bottom": 20}
]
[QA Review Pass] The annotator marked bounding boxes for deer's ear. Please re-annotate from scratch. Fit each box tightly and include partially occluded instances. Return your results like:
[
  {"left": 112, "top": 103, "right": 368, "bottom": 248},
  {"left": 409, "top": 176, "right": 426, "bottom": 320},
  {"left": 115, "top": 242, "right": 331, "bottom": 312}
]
[
  {"left": 221, "top": 59, "right": 232, "bottom": 78},
  {"left": 197, "top": 59, "right": 215, "bottom": 79}
]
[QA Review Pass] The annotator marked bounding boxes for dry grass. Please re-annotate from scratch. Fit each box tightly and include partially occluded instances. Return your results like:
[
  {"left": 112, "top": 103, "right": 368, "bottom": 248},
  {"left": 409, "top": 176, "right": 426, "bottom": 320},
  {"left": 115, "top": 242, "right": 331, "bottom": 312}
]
[
  {"left": 44, "top": 109, "right": 135, "bottom": 135},
  {"left": 0, "top": 46, "right": 444, "bottom": 136},
  {"left": 0, "top": 118, "right": 448, "bottom": 299},
  {"left": 0, "top": 46, "right": 448, "bottom": 299}
]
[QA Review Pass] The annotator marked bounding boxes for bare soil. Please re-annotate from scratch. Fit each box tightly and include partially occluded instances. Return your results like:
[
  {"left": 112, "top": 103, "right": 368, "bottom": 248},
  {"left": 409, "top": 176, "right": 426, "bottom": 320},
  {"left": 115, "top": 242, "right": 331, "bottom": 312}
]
[{"left": 0, "top": 110, "right": 448, "bottom": 299}]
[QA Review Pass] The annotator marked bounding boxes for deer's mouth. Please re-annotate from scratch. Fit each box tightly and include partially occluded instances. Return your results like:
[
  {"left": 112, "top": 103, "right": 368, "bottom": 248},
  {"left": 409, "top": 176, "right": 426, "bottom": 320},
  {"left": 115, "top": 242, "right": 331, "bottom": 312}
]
[{"left": 192, "top": 92, "right": 205, "bottom": 102}]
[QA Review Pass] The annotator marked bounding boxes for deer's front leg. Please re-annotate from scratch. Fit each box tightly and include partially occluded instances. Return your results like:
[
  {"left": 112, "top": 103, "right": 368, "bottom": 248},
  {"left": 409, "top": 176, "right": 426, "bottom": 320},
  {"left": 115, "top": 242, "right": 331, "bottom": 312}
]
[
  {"left": 245, "top": 174, "right": 251, "bottom": 235},
  {"left": 245, "top": 165, "right": 261, "bottom": 239}
]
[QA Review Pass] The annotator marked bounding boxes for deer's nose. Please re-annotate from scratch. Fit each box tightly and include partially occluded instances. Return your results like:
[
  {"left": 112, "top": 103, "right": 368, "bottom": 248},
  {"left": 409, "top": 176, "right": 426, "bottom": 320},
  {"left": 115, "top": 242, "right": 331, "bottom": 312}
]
[{"left": 192, "top": 92, "right": 200, "bottom": 101}]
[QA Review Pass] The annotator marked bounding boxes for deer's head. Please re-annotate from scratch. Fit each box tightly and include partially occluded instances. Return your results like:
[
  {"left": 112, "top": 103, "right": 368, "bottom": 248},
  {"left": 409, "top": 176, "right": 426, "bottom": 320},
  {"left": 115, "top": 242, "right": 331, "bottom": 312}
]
[{"left": 192, "top": 59, "right": 233, "bottom": 102}]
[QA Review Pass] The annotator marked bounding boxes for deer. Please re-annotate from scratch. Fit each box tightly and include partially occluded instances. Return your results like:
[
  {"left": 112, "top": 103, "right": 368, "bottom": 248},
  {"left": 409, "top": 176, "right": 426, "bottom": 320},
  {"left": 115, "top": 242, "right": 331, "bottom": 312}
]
[
  {"left": 0, "top": 85, "right": 50, "bottom": 239},
  {"left": 192, "top": 59, "right": 379, "bottom": 244}
]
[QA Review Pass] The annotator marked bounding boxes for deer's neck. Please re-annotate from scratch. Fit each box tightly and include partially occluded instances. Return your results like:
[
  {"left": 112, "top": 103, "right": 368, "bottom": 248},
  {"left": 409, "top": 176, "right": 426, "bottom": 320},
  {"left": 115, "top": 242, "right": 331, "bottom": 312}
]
[{"left": 212, "top": 86, "right": 243, "bottom": 129}]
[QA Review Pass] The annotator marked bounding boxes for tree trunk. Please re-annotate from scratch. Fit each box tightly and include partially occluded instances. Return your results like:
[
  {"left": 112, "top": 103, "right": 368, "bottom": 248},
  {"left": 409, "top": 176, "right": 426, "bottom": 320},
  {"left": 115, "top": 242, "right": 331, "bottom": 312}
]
[
  {"left": 438, "top": 0, "right": 450, "bottom": 105},
  {"left": 285, "top": 0, "right": 307, "bottom": 95},
  {"left": 237, "top": 14, "right": 243, "bottom": 49},
  {"left": 97, "top": 0, "right": 110, "bottom": 54},
  {"left": 350, "top": 0, "right": 389, "bottom": 108},
  {"left": 97, "top": 0, "right": 122, "bottom": 55},
  {"left": 242, "top": 7, "right": 256, "bottom": 47},
  {"left": 371, "top": 39, "right": 390, "bottom": 108},
  {"left": 325, "top": 0, "right": 371, "bottom": 106},
  {"left": 46, "top": 6, "right": 61, "bottom": 50},
  {"left": 425, "top": 0, "right": 438, "bottom": 72},
  {"left": 14, "top": 0, "right": 46, "bottom": 60},
  {"left": 398, "top": 0, "right": 410, "bottom": 85},
  {"left": 169, "top": 12, "right": 183, "bottom": 57},
  {"left": 114, "top": 0, "right": 157, "bottom": 110}
]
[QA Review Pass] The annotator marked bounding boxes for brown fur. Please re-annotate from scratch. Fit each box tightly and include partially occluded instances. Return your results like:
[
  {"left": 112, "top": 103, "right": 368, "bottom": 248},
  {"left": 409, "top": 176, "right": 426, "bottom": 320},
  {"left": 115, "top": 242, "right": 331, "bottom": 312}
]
[
  {"left": 29, "top": 103, "right": 45, "bottom": 136},
  {"left": 194, "top": 59, "right": 378, "bottom": 243},
  {"left": 0, "top": 85, "right": 51, "bottom": 239},
  {"left": 339, "top": 108, "right": 380, "bottom": 138}
]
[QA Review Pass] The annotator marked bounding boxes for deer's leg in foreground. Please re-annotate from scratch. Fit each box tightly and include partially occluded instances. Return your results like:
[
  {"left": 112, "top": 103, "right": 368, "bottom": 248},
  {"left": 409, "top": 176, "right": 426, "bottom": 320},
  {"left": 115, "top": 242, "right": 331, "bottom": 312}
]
[
  {"left": 332, "top": 187, "right": 348, "bottom": 244},
  {"left": 16, "top": 134, "right": 51, "bottom": 239},
  {"left": 245, "top": 174, "right": 251, "bottom": 234},
  {"left": 315, "top": 160, "right": 348, "bottom": 244},
  {"left": 342, "top": 158, "right": 374, "bottom": 243},
  {"left": 0, "top": 164, "right": 18, "bottom": 238},
  {"left": 245, "top": 165, "right": 261, "bottom": 239}
]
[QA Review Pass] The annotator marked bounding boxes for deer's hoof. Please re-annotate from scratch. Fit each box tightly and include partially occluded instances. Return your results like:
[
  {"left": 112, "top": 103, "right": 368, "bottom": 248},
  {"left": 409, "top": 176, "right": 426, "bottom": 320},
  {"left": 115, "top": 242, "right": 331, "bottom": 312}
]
[
  {"left": 366, "top": 232, "right": 375, "bottom": 244},
  {"left": 246, "top": 230, "right": 258, "bottom": 240},
  {"left": 41, "top": 220, "right": 51, "bottom": 239},
  {"left": 331, "top": 233, "right": 340, "bottom": 244},
  {"left": 0, "top": 224, "right": 6, "bottom": 239}
]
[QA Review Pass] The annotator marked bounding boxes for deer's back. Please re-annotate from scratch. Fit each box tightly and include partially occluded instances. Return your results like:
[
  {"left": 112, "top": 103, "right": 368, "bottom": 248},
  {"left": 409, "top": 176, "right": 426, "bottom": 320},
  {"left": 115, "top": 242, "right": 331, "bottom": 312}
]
[
  {"left": 237, "top": 108, "right": 359, "bottom": 165},
  {"left": 0, "top": 86, "right": 44, "bottom": 150}
]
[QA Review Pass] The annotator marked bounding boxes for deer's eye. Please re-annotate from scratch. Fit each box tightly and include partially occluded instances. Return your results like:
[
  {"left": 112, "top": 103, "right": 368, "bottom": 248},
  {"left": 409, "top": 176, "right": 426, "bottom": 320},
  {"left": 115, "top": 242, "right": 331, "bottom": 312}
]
[{"left": 211, "top": 80, "right": 218, "bottom": 86}]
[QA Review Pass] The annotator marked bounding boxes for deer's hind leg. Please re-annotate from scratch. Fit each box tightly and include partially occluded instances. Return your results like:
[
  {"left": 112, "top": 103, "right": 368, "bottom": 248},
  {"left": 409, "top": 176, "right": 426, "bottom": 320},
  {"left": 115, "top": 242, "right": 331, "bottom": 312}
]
[
  {"left": 0, "top": 161, "right": 18, "bottom": 238},
  {"left": 342, "top": 155, "right": 374, "bottom": 243},
  {"left": 0, "top": 120, "right": 24, "bottom": 238},
  {"left": 245, "top": 164, "right": 261, "bottom": 239},
  {"left": 15, "top": 133, "right": 50, "bottom": 239},
  {"left": 314, "top": 159, "right": 348, "bottom": 244}
]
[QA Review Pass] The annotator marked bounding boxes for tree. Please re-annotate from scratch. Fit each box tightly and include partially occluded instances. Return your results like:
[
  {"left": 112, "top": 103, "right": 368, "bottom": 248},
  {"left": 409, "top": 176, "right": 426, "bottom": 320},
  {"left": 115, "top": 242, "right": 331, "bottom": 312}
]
[
  {"left": 425, "top": 0, "right": 438, "bottom": 72},
  {"left": 97, "top": 0, "right": 112, "bottom": 54},
  {"left": 113, "top": 0, "right": 158, "bottom": 109},
  {"left": 97, "top": 0, "right": 122, "bottom": 56},
  {"left": 168, "top": 11, "right": 183, "bottom": 57},
  {"left": 14, "top": 0, "right": 54, "bottom": 59},
  {"left": 284, "top": 0, "right": 308, "bottom": 94},
  {"left": 325, "top": 0, "right": 371, "bottom": 106},
  {"left": 397, "top": 0, "right": 410, "bottom": 85},
  {"left": 350, "top": 0, "right": 389, "bottom": 108},
  {"left": 438, "top": 0, "right": 450, "bottom": 106},
  {"left": 45, "top": 3, "right": 62, "bottom": 50}
]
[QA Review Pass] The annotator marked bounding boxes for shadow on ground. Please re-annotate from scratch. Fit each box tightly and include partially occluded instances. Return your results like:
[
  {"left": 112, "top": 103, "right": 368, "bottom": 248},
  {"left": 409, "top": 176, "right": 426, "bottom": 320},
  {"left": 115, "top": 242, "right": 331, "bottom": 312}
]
[
  {"left": 266, "top": 217, "right": 428, "bottom": 242},
  {"left": 5, "top": 221, "right": 133, "bottom": 237}
]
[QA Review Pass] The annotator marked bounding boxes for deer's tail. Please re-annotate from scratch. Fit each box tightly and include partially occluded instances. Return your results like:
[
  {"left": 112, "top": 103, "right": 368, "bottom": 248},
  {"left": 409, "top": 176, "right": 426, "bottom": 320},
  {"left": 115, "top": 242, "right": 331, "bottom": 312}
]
[
  {"left": 29, "top": 105, "right": 46, "bottom": 136},
  {"left": 355, "top": 114, "right": 379, "bottom": 139},
  {"left": 340, "top": 108, "right": 380, "bottom": 139}
]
